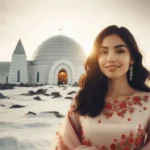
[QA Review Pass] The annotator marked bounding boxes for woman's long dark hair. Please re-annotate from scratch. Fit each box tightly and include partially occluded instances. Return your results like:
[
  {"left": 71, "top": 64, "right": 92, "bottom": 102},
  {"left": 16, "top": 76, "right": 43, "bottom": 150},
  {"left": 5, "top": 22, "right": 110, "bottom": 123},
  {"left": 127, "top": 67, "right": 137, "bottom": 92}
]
[{"left": 74, "top": 25, "right": 150, "bottom": 118}]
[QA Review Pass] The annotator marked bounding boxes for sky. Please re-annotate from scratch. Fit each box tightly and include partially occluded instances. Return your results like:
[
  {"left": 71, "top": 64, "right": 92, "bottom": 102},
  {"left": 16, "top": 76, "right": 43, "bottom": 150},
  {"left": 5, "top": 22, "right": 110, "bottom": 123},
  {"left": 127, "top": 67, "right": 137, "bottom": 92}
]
[{"left": 0, "top": 0, "right": 150, "bottom": 68}]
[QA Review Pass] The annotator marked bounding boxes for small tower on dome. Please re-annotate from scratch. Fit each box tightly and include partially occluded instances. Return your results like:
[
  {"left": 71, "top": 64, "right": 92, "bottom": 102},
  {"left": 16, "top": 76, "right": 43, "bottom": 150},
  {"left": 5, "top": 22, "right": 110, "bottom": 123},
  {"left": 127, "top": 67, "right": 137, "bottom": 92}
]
[
  {"left": 58, "top": 28, "right": 63, "bottom": 35},
  {"left": 8, "top": 39, "right": 29, "bottom": 84}
]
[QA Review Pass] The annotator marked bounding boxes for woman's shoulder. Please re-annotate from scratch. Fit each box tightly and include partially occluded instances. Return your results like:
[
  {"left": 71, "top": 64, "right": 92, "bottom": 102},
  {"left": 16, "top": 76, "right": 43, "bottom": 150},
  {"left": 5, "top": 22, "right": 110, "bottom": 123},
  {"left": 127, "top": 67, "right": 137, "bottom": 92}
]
[
  {"left": 135, "top": 90, "right": 150, "bottom": 97},
  {"left": 133, "top": 91, "right": 150, "bottom": 111},
  {"left": 134, "top": 90, "right": 150, "bottom": 104}
]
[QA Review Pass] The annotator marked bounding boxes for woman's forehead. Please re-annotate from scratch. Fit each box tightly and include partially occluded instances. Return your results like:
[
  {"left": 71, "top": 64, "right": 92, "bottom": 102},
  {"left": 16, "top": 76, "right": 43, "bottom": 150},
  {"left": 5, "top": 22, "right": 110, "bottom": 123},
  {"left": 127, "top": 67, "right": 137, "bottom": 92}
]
[{"left": 101, "top": 34, "right": 126, "bottom": 47}]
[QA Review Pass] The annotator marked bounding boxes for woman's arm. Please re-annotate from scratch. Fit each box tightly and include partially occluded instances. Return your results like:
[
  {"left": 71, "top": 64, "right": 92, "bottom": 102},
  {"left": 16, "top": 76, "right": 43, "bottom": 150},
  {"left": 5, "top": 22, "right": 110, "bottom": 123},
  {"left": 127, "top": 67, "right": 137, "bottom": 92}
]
[{"left": 50, "top": 99, "right": 98, "bottom": 150}]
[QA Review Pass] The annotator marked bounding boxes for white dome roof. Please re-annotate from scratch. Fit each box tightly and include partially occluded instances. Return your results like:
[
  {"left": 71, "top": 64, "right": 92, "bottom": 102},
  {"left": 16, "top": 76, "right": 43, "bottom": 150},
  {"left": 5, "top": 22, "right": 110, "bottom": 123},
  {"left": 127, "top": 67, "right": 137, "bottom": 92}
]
[{"left": 32, "top": 35, "right": 87, "bottom": 65}]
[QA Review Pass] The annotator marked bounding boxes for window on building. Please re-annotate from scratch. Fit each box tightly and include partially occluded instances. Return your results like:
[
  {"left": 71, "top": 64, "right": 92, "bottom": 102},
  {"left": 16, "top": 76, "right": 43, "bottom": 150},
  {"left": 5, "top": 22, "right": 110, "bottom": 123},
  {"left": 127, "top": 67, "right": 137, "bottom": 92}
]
[
  {"left": 17, "top": 70, "right": 20, "bottom": 82},
  {"left": 6, "top": 76, "right": 8, "bottom": 83},
  {"left": 37, "top": 72, "right": 40, "bottom": 83}
]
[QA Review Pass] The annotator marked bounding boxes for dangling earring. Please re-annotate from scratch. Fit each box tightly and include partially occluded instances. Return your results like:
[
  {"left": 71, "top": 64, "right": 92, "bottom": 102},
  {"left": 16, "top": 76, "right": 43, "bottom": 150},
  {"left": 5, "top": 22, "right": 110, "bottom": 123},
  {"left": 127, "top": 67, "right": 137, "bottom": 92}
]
[{"left": 129, "top": 65, "right": 133, "bottom": 81}]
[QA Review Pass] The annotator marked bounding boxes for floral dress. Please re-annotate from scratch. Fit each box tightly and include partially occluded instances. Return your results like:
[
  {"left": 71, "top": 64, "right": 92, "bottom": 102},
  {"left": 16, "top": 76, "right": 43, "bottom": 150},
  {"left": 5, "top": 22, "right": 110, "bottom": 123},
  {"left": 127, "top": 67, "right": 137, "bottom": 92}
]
[{"left": 50, "top": 91, "right": 150, "bottom": 150}]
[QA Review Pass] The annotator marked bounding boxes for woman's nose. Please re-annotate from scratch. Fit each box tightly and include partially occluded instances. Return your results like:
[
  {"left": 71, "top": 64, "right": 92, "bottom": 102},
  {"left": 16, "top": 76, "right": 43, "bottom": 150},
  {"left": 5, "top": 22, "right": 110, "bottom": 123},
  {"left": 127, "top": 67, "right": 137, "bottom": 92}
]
[{"left": 107, "top": 53, "right": 116, "bottom": 63}]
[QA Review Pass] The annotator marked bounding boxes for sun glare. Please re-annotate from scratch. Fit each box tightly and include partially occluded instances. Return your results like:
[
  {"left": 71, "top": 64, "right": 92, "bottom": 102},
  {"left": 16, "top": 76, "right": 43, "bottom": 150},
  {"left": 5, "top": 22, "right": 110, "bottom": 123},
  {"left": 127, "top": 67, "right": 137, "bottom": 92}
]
[{"left": 82, "top": 43, "right": 92, "bottom": 57}]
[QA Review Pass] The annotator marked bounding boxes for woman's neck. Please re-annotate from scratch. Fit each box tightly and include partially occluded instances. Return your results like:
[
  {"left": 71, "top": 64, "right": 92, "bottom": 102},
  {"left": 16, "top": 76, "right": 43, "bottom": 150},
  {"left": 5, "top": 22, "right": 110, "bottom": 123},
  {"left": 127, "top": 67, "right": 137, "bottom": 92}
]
[{"left": 107, "top": 76, "right": 136, "bottom": 99}]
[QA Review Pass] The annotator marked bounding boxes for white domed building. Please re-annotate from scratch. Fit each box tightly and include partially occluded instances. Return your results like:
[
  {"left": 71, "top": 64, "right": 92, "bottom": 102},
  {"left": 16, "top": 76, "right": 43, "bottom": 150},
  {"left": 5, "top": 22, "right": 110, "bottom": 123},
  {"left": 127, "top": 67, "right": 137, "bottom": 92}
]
[{"left": 0, "top": 35, "right": 87, "bottom": 85}]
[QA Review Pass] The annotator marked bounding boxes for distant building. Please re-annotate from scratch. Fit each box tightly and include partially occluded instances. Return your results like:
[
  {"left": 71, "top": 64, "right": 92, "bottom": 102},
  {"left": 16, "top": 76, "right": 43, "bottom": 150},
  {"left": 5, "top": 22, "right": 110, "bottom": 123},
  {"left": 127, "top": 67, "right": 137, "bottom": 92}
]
[{"left": 0, "top": 35, "right": 87, "bottom": 85}]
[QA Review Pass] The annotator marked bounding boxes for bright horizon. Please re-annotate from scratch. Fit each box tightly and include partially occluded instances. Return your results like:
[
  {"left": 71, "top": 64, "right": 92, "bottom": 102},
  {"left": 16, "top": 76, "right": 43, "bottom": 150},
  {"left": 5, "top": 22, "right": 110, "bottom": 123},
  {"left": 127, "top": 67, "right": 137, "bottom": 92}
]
[{"left": 0, "top": 0, "right": 150, "bottom": 68}]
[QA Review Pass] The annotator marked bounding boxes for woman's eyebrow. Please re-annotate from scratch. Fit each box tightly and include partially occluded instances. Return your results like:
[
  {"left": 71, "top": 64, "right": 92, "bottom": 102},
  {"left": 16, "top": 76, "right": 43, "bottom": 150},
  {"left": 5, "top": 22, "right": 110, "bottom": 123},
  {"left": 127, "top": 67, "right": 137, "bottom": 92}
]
[
  {"left": 114, "top": 44, "right": 127, "bottom": 49},
  {"left": 100, "top": 45, "right": 127, "bottom": 50},
  {"left": 100, "top": 46, "right": 108, "bottom": 49}
]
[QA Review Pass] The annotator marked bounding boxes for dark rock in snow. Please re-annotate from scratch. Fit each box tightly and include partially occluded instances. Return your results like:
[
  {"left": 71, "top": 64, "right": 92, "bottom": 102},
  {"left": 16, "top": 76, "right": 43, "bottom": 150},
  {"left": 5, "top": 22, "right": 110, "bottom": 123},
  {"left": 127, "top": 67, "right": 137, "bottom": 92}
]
[
  {"left": 9, "top": 105, "right": 26, "bottom": 108},
  {"left": 0, "top": 83, "right": 14, "bottom": 90},
  {"left": 51, "top": 92, "right": 62, "bottom": 98},
  {"left": 67, "top": 91, "right": 76, "bottom": 95},
  {"left": 21, "top": 88, "right": 49, "bottom": 96},
  {"left": 72, "top": 82, "right": 78, "bottom": 87},
  {"left": 28, "top": 90, "right": 36, "bottom": 95},
  {"left": 36, "top": 88, "right": 47, "bottom": 94},
  {"left": 51, "top": 92, "right": 60, "bottom": 96},
  {"left": 32, "top": 84, "right": 42, "bottom": 87},
  {"left": 26, "top": 111, "right": 36, "bottom": 115},
  {"left": 0, "top": 93, "right": 7, "bottom": 99},
  {"left": 0, "top": 104, "right": 5, "bottom": 107},
  {"left": 62, "top": 86, "right": 67, "bottom": 90},
  {"left": 18, "top": 83, "right": 44, "bottom": 87},
  {"left": 52, "top": 95, "right": 62, "bottom": 98},
  {"left": 41, "top": 111, "right": 64, "bottom": 118},
  {"left": 18, "top": 83, "right": 31, "bottom": 87},
  {"left": 21, "top": 93, "right": 28, "bottom": 96},
  {"left": 33, "top": 96, "right": 42, "bottom": 101},
  {"left": 64, "top": 97, "right": 73, "bottom": 100},
  {"left": 43, "top": 93, "right": 50, "bottom": 96}
]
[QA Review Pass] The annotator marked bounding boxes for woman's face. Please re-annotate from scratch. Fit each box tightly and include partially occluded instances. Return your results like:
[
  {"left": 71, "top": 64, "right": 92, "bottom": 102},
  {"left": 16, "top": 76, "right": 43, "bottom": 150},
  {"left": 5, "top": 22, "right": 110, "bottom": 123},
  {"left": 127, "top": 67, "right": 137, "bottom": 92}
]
[{"left": 98, "top": 34, "right": 134, "bottom": 79}]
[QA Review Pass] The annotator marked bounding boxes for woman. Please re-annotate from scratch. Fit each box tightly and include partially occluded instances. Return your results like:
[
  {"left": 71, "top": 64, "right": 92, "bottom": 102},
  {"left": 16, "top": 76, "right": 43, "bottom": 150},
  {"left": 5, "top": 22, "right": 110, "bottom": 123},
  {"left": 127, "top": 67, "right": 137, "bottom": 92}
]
[{"left": 50, "top": 25, "right": 150, "bottom": 150}]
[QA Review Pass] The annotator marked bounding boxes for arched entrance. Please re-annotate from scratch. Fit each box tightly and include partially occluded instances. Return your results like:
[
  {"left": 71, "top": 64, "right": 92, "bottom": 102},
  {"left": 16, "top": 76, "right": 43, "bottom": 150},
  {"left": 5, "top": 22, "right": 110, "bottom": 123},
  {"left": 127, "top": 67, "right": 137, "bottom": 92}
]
[
  {"left": 48, "top": 59, "right": 76, "bottom": 85},
  {"left": 58, "top": 69, "right": 68, "bottom": 85}
]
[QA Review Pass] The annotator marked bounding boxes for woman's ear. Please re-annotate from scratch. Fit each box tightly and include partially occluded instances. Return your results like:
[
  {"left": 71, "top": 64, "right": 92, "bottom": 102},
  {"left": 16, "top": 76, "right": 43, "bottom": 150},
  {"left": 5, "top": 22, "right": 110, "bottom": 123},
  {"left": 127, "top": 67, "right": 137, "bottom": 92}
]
[{"left": 130, "top": 59, "right": 134, "bottom": 65}]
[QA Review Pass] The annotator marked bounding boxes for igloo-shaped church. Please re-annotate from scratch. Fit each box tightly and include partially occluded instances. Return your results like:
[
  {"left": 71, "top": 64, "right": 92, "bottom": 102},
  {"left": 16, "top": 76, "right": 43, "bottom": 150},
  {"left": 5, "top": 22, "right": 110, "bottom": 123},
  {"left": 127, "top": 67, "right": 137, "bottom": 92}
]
[{"left": 0, "top": 35, "right": 87, "bottom": 85}]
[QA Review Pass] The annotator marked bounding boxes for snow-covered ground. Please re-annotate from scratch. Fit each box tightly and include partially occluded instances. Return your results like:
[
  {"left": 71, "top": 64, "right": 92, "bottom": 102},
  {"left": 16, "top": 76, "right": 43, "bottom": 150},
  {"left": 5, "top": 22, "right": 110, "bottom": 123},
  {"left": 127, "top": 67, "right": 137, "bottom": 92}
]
[{"left": 0, "top": 85, "right": 79, "bottom": 150}]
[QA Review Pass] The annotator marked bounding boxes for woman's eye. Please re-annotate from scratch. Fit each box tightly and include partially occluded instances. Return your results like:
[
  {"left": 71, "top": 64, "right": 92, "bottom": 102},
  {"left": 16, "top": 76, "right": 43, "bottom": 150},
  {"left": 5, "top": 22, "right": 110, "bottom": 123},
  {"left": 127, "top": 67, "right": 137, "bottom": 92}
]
[
  {"left": 100, "top": 50, "right": 108, "bottom": 54},
  {"left": 116, "top": 49, "right": 125, "bottom": 54}
]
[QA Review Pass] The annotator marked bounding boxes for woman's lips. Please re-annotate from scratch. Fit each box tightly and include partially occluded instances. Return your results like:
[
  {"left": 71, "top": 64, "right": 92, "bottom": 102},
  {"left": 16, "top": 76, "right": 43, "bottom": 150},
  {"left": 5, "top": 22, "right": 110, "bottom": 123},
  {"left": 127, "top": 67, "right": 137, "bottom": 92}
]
[{"left": 105, "top": 66, "right": 120, "bottom": 71}]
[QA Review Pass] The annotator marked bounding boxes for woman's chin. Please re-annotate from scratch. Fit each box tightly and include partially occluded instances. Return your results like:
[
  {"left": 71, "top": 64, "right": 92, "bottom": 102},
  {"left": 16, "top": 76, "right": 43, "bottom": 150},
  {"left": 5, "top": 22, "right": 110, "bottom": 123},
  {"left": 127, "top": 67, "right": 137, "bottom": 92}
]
[{"left": 106, "top": 74, "right": 123, "bottom": 79}]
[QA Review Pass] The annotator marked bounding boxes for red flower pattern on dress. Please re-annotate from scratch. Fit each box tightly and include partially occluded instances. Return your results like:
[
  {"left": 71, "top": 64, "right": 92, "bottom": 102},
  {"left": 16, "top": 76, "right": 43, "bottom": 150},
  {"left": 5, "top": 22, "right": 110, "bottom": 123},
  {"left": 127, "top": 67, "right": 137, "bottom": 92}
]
[
  {"left": 103, "top": 95, "right": 149, "bottom": 119},
  {"left": 121, "top": 134, "right": 126, "bottom": 139},
  {"left": 81, "top": 124, "right": 145, "bottom": 150},
  {"left": 55, "top": 95, "right": 149, "bottom": 150},
  {"left": 128, "top": 118, "right": 131, "bottom": 121},
  {"left": 105, "top": 103, "right": 112, "bottom": 110},
  {"left": 101, "top": 146, "right": 106, "bottom": 150},
  {"left": 133, "top": 96, "right": 141, "bottom": 103},
  {"left": 83, "top": 116, "right": 87, "bottom": 119},
  {"left": 110, "top": 143, "right": 116, "bottom": 149},
  {"left": 114, "top": 139, "right": 117, "bottom": 142},
  {"left": 98, "top": 120, "right": 101, "bottom": 124},
  {"left": 144, "top": 95, "right": 149, "bottom": 101},
  {"left": 128, "top": 137, "right": 134, "bottom": 144}
]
